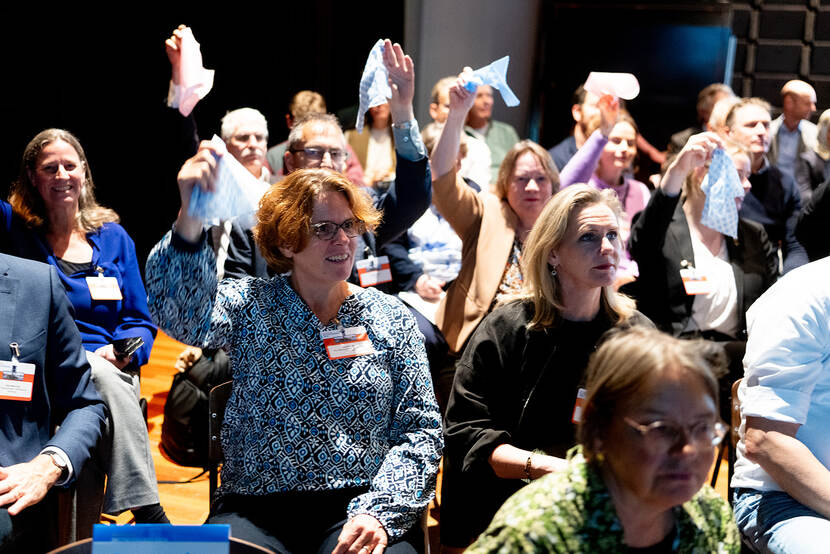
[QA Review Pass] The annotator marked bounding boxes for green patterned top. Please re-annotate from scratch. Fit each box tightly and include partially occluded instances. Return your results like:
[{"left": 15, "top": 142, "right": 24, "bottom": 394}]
[{"left": 467, "top": 447, "right": 739, "bottom": 553}]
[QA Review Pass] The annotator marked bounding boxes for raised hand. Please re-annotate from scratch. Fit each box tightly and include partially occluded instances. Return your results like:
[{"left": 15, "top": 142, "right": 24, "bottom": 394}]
[
  {"left": 165, "top": 24, "right": 188, "bottom": 84},
  {"left": 174, "top": 141, "right": 223, "bottom": 242},
  {"left": 381, "top": 39, "right": 415, "bottom": 123}
]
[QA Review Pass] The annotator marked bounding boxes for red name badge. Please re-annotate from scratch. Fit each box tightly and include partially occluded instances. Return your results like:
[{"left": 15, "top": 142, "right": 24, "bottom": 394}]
[
  {"left": 0, "top": 360, "right": 35, "bottom": 401},
  {"left": 571, "top": 387, "right": 587, "bottom": 423},
  {"left": 355, "top": 256, "right": 392, "bottom": 287},
  {"left": 680, "top": 268, "right": 713, "bottom": 296},
  {"left": 321, "top": 326, "right": 375, "bottom": 359}
]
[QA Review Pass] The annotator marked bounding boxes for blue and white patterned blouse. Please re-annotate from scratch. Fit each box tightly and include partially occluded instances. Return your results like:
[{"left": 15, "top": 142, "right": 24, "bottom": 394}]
[{"left": 146, "top": 231, "right": 443, "bottom": 539}]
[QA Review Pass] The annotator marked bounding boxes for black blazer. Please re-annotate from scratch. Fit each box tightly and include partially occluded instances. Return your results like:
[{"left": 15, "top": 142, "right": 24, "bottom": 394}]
[{"left": 628, "top": 189, "right": 779, "bottom": 338}]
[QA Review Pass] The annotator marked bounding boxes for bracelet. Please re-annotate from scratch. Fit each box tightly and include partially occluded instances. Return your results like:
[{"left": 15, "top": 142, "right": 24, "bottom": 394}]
[{"left": 524, "top": 454, "right": 533, "bottom": 480}]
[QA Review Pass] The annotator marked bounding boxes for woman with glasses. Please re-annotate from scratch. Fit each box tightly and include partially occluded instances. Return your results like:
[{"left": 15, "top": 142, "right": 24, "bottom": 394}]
[
  {"left": 468, "top": 326, "right": 740, "bottom": 553},
  {"left": 441, "top": 184, "right": 650, "bottom": 550},
  {"left": 146, "top": 145, "right": 442, "bottom": 554}
]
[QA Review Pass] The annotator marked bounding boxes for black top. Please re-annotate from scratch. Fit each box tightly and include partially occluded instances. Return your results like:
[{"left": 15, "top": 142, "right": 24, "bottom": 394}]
[
  {"left": 440, "top": 299, "right": 650, "bottom": 547},
  {"left": 796, "top": 177, "right": 830, "bottom": 262}
]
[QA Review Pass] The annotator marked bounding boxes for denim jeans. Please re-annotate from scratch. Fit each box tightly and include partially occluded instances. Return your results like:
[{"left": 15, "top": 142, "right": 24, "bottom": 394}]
[{"left": 734, "top": 488, "right": 830, "bottom": 553}]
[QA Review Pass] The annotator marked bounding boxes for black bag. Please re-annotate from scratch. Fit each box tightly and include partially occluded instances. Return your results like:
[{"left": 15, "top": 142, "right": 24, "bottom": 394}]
[{"left": 160, "top": 348, "right": 231, "bottom": 468}]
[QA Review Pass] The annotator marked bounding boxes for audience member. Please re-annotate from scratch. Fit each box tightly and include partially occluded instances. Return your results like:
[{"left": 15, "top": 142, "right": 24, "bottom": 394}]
[
  {"left": 726, "top": 97, "right": 808, "bottom": 273},
  {"left": 816, "top": 108, "right": 830, "bottom": 179},
  {"left": 796, "top": 178, "right": 830, "bottom": 261},
  {"left": 0, "top": 253, "right": 107, "bottom": 552},
  {"left": 223, "top": 41, "right": 430, "bottom": 282},
  {"left": 465, "top": 84, "right": 521, "bottom": 184},
  {"left": 429, "top": 76, "right": 491, "bottom": 187},
  {"left": 666, "top": 83, "right": 734, "bottom": 160},
  {"left": 547, "top": 85, "right": 601, "bottom": 170},
  {"left": 346, "top": 102, "right": 396, "bottom": 189},
  {"left": 559, "top": 98, "right": 650, "bottom": 284},
  {"left": 732, "top": 257, "right": 830, "bottom": 553},
  {"left": 265, "top": 91, "right": 365, "bottom": 186},
  {"left": 707, "top": 96, "right": 741, "bottom": 139},
  {"left": 441, "top": 185, "right": 649, "bottom": 550},
  {"left": 468, "top": 327, "right": 739, "bottom": 553},
  {"left": 147, "top": 159, "right": 442, "bottom": 553},
  {"left": 1, "top": 129, "right": 166, "bottom": 523},
  {"left": 769, "top": 80, "right": 823, "bottom": 204},
  {"left": 431, "top": 72, "right": 558, "bottom": 359},
  {"left": 629, "top": 133, "right": 778, "bottom": 416}
]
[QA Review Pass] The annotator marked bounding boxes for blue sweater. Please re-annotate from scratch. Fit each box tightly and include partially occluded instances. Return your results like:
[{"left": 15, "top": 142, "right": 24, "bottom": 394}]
[{"left": 1, "top": 201, "right": 156, "bottom": 369}]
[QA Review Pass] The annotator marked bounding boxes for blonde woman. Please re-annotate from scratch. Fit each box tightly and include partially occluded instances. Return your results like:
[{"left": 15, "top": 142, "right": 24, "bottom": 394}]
[{"left": 441, "top": 184, "right": 650, "bottom": 549}]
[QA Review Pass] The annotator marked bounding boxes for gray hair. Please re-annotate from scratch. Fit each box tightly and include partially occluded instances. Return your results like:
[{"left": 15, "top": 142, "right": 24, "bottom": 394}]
[
  {"left": 220, "top": 107, "right": 269, "bottom": 142},
  {"left": 287, "top": 113, "right": 346, "bottom": 150}
]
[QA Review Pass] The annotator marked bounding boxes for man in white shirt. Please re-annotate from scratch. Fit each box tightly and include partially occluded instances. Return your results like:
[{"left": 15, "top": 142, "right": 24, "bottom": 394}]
[{"left": 732, "top": 257, "right": 830, "bottom": 553}]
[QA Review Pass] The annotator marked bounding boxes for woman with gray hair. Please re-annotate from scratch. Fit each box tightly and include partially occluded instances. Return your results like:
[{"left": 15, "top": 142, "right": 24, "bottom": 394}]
[
  {"left": 440, "top": 183, "right": 650, "bottom": 550},
  {"left": 468, "top": 326, "right": 740, "bottom": 553}
]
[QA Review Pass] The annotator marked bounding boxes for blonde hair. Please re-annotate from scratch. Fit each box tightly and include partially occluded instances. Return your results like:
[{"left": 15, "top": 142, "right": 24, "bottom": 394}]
[
  {"left": 493, "top": 140, "right": 560, "bottom": 200},
  {"left": 578, "top": 326, "right": 726, "bottom": 462},
  {"left": 817, "top": 109, "right": 830, "bottom": 160},
  {"left": 520, "top": 184, "right": 636, "bottom": 329},
  {"left": 9, "top": 128, "right": 118, "bottom": 232}
]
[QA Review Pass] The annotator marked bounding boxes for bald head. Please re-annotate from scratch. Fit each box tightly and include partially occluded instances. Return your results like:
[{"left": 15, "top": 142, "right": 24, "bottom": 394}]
[{"left": 781, "top": 80, "right": 817, "bottom": 127}]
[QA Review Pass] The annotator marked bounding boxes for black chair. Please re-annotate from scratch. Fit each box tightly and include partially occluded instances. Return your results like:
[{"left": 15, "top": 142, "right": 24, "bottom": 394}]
[{"left": 208, "top": 380, "right": 233, "bottom": 499}]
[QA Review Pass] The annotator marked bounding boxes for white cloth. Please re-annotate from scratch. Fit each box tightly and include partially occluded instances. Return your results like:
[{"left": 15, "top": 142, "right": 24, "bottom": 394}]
[
  {"left": 407, "top": 205, "right": 464, "bottom": 284},
  {"left": 683, "top": 227, "right": 740, "bottom": 338},
  {"left": 732, "top": 257, "right": 830, "bottom": 492},
  {"left": 356, "top": 39, "right": 392, "bottom": 133}
]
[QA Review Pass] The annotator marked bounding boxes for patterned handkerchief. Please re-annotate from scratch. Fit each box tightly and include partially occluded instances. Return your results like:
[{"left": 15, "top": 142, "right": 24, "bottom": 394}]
[
  {"left": 700, "top": 148, "right": 746, "bottom": 238},
  {"left": 463, "top": 56, "right": 520, "bottom": 107},
  {"left": 188, "top": 135, "right": 269, "bottom": 226},
  {"left": 356, "top": 39, "right": 393, "bottom": 133}
]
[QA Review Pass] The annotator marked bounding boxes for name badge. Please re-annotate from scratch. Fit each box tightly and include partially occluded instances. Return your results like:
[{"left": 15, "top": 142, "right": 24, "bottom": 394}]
[
  {"left": 86, "top": 275, "right": 123, "bottom": 301},
  {"left": 0, "top": 360, "right": 35, "bottom": 401},
  {"left": 321, "top": 326, "right": 375, "bottom": 359},
  {"left": 571, "top": 387, "right": 587, "bottom": 423},
  {"left": 355, "top": 256, "right": 392, "bottom": 287},
  {"left": 680, "top": 267, "right": 713, "bottom": 296}
]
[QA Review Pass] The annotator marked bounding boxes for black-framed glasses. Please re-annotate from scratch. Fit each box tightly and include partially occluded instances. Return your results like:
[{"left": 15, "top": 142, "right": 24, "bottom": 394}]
[
  {"left": 289, "top": 146, "right": 348, "bottom": 164},
  {"left": 309, "top": 218, "right": 366, "bottom": 241},
  {"left": 624, "top": 417, "right": 728, "bottom": 451}
]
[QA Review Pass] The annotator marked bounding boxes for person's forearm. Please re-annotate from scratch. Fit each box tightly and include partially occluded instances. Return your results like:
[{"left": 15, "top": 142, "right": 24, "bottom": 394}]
[
  {"left": 389, "top": 102, "right": 414, "bottom": 125},
  {"left": 489, "top": 444, "right": 565, "bottom": 480},
  {"left": 658, "top": 158, "right": 688, "bottom": 197},
  {"left": 432, "top": 110, "right": 465, "bottom": 179},
  {"left": 746, "top": 428, "right": 830, "bottom": 518},
  {"left": 174, "top": 209, "right": 203, "bottom": 243}
]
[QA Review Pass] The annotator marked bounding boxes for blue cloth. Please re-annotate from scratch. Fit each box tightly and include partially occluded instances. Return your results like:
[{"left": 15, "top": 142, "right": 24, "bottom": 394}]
[
  {"left": 0, "top": 253, "right": 106, "bottom": 481},
  {"left": 0, "top": 202, "right": 157, "bottom": 370},
  {"left": 356, "top": 39, "right": 392, "bottom": 133},
  {"left": 463, "top": 56, "right": 520, "bottom": 107},
  {"left": 700, "top": 148, "right": 745, "bottom": 238},
  {"left": 734, "top": 488, "right": 830, "bottom": 553},
  {"left": 146, "top": 232, "right": 443, "bottom": 541}
]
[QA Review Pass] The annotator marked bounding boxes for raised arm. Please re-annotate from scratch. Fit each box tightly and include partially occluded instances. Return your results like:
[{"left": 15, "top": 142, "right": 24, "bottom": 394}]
[
  {"left": 558, "top": 94, "right": 619, "bottom": 187},
  {"left": 371, "top": 40, "right": 431, "bottom": 248}
]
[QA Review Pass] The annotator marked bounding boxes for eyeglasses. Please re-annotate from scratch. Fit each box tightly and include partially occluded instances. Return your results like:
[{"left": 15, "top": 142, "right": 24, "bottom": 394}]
[
  {"left": 309, "top": 218, "right": 366, "bottom": 241},
  {"left": 290, "top": 147, "right": 349, "bottom": 164},
  {"left": 624, "top": 417, "right": 728, "bottom": 452}
]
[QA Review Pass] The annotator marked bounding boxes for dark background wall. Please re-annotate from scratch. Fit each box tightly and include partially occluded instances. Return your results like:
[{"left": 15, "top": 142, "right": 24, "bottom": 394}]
[
  {"left": 3, "top": 1, "right": 826, "bottom": 269},
  {"left": 0, "top": 5, "right": 403, "bottom": 265}
]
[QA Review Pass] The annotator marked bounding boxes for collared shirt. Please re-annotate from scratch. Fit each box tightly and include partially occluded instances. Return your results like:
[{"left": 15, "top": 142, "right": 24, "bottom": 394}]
[
  {"left": 733, "top": 257, "right": 830, "bottom": 492},
  {"left": 775, "top": 121, "right": 802, "bottom": 184},
  {"left": 146, "top": 231, "right": 442, "bottom": 540}
]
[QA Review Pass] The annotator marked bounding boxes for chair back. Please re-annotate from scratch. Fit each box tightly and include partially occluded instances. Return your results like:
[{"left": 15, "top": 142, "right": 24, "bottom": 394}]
[{"left": 208, "top": 380, "right": 233, "bottom": 498}]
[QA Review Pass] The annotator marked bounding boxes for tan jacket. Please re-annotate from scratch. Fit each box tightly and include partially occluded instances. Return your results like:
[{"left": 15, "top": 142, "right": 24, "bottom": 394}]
[{"left": 433, "top": 168, "right": 518, "bottom": 354}]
